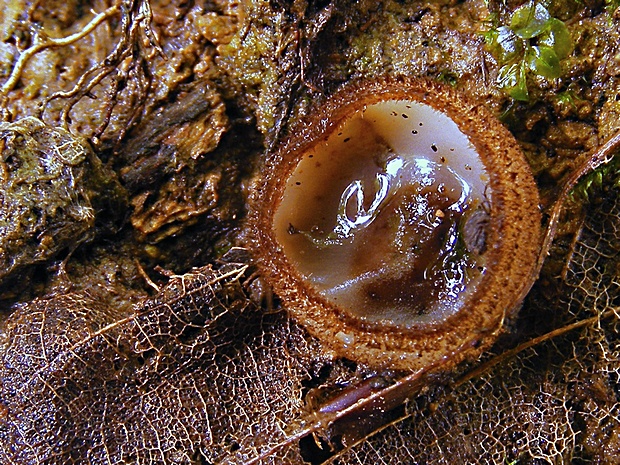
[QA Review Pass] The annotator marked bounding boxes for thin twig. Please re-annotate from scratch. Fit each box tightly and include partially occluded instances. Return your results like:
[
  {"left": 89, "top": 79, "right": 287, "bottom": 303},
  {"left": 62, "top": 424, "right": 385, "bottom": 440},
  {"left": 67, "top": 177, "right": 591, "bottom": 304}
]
[
  {"left": 454, "top": 307, "right": 618, "bottom": 389},
  {"left": 514, "top": 128, "right": 620, "bottom": 306}
]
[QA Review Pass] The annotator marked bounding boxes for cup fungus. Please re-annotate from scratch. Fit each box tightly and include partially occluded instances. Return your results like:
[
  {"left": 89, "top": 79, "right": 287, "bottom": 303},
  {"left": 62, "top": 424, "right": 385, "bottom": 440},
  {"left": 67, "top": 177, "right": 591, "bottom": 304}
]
[{"left": 251, "top": 77, "right": 541, "bottom": 371}]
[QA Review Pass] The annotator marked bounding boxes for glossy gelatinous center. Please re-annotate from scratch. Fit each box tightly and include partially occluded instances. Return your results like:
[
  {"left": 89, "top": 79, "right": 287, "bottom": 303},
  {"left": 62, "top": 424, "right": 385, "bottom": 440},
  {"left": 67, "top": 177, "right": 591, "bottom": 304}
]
[{"left": 273, "top": 100, "right": 490, "bottom": 326}]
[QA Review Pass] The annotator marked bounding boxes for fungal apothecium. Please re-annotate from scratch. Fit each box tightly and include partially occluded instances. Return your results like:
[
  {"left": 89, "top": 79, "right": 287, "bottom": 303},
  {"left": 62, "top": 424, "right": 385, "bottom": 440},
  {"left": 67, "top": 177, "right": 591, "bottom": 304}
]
[{"left": 252, "top": 77, "right": 541, "bottom": 372}]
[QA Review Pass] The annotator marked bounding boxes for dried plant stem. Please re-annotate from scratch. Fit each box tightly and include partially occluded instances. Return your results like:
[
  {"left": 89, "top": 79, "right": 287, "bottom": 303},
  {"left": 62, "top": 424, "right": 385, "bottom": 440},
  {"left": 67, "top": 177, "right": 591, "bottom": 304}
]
[
  {"left": 512, "top": 127, "right": 620, "bottom": 306},
  {"left": 454, "top": 307, "right": 618, "bottom": 389}
]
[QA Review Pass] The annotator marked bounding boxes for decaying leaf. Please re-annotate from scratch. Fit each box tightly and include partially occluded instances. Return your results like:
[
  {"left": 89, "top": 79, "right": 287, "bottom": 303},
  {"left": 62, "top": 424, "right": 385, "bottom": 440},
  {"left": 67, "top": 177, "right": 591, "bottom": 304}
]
[{"left": 0, "top": 260, "right": 323, "bottom": 463}]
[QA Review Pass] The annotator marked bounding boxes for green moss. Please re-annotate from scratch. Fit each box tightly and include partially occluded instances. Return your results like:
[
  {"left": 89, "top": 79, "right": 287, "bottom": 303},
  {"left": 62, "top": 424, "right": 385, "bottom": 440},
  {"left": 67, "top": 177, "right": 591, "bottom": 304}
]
[
  {"left": 511, "top": 2, "right": 550, "bottom": 39},
  {"left": 571, "top": 154, "right": 620, "bottom": 203},
  {"left": 484, "top": 1, "right": 574, "bottom": 100},
  {"left": 606, "top": 0, "right": 620, "bottom": 14},
  {"left": 553, "top": 90, "right": 580, "bottom": 109}
]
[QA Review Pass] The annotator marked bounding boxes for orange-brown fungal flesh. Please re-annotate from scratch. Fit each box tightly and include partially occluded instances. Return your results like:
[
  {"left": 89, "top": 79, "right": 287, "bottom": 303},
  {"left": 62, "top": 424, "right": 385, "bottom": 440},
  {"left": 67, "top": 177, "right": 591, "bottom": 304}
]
[{"left": 251, "top": 77, "right": 541, "bottom": 371}]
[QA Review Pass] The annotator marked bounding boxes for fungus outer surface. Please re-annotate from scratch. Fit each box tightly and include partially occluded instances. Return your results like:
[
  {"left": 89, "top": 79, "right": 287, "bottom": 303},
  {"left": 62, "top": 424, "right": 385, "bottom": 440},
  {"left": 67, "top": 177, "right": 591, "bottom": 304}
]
[{"left": 253, "top": 78, "right": 541, "bottom": 371}]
